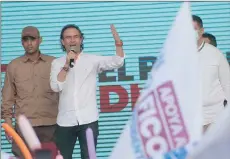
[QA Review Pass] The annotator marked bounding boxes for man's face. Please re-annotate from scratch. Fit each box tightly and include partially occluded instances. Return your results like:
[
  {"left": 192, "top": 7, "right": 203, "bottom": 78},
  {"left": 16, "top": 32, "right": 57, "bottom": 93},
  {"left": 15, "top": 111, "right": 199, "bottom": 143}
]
[
  {"left": 192, "top": 21, "right": 204, "bottom": 42},
  {"left": 22, "top": 36, "right": 41, "bottom": 54},
  {"left": 61, "top": 28, "right": 82, "bottom": 52}
]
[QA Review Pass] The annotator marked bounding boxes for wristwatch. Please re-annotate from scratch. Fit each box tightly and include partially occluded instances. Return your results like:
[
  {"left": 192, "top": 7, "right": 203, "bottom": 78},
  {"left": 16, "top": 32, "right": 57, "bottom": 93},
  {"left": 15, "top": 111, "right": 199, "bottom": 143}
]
[
  {"left": 62, "top": 66, "right": 69, "bottom": 72},
  {"left": 115, "top": 40, "right": 123, "bottom": 47}
]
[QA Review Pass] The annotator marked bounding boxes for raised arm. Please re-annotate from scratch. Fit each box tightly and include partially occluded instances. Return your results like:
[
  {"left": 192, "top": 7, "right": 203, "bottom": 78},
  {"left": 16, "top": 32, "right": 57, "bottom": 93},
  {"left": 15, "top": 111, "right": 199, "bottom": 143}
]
[
  {"left": 111, "top": 24, "right": 125, "bottom": 58},
  {"left": 96, "top": 24, "right": 125, "bottom": 73}
]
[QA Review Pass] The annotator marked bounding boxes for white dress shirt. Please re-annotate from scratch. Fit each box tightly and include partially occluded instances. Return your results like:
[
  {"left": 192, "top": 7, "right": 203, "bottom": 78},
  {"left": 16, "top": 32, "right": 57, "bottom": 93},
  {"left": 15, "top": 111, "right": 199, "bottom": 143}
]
[
  {"left": 199, "top": 42, "right": 230, "bottom": 125},
  {"left": 50, "top": 52, "right": 124, "bottom": 127}
]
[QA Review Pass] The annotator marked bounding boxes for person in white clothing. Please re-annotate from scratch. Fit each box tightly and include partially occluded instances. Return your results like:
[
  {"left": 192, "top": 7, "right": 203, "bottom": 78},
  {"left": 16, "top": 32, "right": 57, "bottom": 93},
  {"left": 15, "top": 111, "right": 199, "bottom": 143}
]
[
  {"left": 50, "top": 24, "right": 124, "bottom": 159},
  {"left": 192, "top": 15, "right": 230, "bottom": 133}
]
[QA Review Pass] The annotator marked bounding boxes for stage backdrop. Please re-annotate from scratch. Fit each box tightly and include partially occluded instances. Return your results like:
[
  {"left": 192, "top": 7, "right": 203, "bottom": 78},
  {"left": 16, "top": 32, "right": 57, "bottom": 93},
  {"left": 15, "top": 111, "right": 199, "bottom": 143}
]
[{"left": 1, "top": 2, "right": 230, "bottom": 158}]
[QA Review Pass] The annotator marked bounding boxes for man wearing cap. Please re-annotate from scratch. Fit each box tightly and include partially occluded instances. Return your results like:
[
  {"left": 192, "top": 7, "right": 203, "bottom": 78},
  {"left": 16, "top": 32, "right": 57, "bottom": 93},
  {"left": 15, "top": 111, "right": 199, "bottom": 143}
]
[{"left": 1, "top": 26, "right": 59, "bottom": 158}]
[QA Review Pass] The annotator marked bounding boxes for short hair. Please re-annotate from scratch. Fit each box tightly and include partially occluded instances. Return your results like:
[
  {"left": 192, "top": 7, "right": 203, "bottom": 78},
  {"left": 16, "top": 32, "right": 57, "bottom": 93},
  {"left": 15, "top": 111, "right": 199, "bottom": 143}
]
[
  {"left": 60, "top": 24, "right": 84, "bottom": 51},
  {"left": 202, "top": 32, "right": 217, "bottom": 47},
  {"left": 192, "top": 15, "right": 203, "bottom": 28}
]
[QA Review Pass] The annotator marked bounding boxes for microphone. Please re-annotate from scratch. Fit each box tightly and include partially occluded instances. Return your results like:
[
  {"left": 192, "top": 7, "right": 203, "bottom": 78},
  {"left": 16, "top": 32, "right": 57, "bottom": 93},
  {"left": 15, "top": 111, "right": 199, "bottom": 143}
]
[
  {"left": 69, "top": 46, "right": 80, "bottom": 68},
  {"left": 224, "top": 99, "right": 227, "bottom": 107},
  {"left": 69, "top": 59, "right": 74, "bottom": 68}
]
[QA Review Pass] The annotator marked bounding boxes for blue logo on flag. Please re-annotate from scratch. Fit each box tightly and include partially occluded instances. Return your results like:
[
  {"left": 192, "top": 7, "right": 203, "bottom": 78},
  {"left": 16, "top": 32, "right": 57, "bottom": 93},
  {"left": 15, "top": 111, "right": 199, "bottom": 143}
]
[{"left": 130, "top": 109, "right": 147, "bottom": 159}]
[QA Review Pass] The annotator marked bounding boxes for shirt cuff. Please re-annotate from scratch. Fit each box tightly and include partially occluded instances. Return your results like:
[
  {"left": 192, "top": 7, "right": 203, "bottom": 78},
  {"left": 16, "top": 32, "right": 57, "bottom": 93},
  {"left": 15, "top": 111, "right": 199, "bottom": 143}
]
[
  {"left": 116, "top": 54, "right": 126, "bottom": 59},
  {"left": 57, "top": 80, "right": 65, "bottom": 91}
]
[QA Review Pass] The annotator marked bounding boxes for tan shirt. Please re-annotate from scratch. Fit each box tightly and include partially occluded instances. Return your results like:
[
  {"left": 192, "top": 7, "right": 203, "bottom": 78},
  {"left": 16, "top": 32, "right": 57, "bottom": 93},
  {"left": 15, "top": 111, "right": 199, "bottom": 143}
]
[{"left": 1, "top": 53, "right": 59, "bottom": 126}]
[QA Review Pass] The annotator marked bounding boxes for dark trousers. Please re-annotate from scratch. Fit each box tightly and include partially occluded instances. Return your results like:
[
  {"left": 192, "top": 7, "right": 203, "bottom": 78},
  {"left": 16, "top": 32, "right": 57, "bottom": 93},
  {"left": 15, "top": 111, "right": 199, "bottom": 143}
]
[
  {"left": 12, "top": 124, "right": 56, "bottom": 159},
  {"left": 54, "top": 121, "right": 99, "bottom": 159}
]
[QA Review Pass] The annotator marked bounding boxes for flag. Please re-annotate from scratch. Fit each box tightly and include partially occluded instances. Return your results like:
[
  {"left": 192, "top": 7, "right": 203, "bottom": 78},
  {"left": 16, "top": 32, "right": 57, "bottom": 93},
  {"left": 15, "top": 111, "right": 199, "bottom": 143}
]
[
  {"left": 187, "top": 103, "right": 230, "bottom": 159},
  {"left": 1, "top": 152, "right": 18, "bottom": 159},
  {"left": 109, "top": 2, "right": 202, "bottom": 159}
]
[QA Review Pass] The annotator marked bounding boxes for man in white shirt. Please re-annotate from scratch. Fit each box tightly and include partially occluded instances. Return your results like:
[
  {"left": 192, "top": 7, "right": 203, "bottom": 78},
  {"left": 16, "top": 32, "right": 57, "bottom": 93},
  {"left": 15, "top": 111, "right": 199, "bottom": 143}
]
[
  {"left": 192, "top": 15, "right": 230, "bottom": 133},
  {"left": 50, "top": 24, "right": 125, "bottom": 159}
]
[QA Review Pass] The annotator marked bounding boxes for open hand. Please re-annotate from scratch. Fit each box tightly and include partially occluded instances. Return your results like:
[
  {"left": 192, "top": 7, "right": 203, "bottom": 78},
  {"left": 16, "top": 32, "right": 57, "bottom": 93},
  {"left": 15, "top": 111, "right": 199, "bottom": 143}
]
[{"left": 110, "top": 24, "right": 121, "bottom": 42}]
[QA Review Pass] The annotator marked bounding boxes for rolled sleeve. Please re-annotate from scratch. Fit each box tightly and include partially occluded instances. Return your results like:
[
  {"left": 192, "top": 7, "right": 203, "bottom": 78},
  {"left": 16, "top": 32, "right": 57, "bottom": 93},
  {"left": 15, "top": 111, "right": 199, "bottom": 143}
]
[
  {"left": 96, "top": 55, "right": 125, "bottom": 73},
  {"left": 50, "top": 60, "right": 65, "bottom": 92}
]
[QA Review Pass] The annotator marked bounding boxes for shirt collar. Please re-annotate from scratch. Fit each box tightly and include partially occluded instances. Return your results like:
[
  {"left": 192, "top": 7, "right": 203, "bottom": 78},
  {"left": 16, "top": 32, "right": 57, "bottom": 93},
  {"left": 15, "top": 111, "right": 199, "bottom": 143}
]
[
  {"left": 198, "top": 41, "right": 205, "bottom": 52},
  {"left": 22, "top": 52, "right": 47, "bottom": 63}
]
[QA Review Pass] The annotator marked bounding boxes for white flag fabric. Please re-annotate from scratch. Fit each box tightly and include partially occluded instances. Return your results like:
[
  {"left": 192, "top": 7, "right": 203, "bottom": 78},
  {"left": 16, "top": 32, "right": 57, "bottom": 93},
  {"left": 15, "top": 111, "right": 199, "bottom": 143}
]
[
  {"left": 187, "top": 103, "right": 230, "bottom": 159},
  {"left": 109, "top": 2, "right": 202, "bottom": 159},
  {"left": 1, "top": 152, "right": 18, "bottom": 159}
]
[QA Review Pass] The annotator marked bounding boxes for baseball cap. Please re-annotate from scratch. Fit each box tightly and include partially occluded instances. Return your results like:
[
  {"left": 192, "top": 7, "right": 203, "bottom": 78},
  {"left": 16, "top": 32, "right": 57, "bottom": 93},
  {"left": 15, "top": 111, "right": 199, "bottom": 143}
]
[{"left": 21, "top": 26, "right": 40, "bottom": 39}]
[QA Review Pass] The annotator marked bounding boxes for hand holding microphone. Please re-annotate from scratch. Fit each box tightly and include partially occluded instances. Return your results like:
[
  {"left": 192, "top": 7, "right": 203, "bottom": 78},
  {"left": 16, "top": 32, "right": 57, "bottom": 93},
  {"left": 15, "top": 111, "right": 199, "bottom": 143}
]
[
  {"left": 66, "top": 45, "right": 81, "bottom": 68},
  {"left": 66, "top": 51, "right": 76, "bottom": 68},
  {"left": 59, "top": 45, "right": 80, "bottom": 82}
]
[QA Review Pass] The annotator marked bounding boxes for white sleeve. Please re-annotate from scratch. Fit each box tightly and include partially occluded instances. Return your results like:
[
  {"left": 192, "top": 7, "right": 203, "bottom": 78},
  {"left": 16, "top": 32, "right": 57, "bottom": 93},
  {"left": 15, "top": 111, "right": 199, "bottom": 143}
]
[
  {"left": 218, "top": 52, "right": 230, "bottom": 104},
  {"left": 50, "top": 60, "right": 65, "bottom": 92},
  {"left": 96, "top": 55, "right": 124, "bottom": 73}
]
